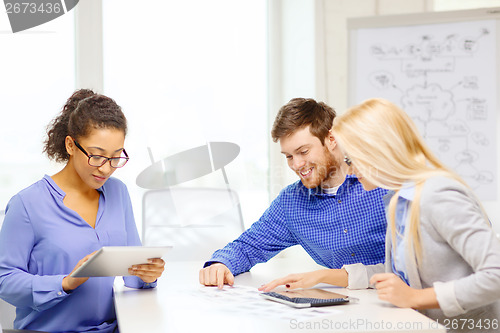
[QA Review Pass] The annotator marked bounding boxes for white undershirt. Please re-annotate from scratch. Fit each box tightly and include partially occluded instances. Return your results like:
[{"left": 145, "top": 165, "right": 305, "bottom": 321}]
[{"left": 322, "top": 184, "right": 341, "bottom": 195}]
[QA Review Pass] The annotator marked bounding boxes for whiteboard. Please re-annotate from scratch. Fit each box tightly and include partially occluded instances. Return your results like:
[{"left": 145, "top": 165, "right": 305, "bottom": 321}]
[{"left": 348, "top": 8, "right": 500, "bottom": 202}]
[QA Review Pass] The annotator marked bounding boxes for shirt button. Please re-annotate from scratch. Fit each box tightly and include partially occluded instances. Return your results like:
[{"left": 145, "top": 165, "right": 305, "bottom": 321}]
[
  {"left": 344, "top": 229, "right": 347, "bottom": 233},
  {"left": 351, "top": 253, "right": 355, "bottom": 257},
  {"left": 57, "top": 292, "right": 62, "bottom": 296},
  {"left": 338, "top": 200, "right": 341, "bottom": 203}
]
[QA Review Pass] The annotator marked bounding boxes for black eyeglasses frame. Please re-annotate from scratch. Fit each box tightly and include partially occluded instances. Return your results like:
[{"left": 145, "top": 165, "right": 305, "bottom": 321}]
[{"left": 73, "top": 139, "right": 129, "bottom": 168}]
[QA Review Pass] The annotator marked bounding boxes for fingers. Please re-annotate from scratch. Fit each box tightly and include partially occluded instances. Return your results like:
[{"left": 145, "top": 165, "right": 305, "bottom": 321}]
[
  {"left": 369, "top": 273, "right": 393, "bottom": 287},
  {"left": 217, "top": 267, "right": 225, "bottom": 289},
  {"left": 130, "top": 268, "right": 162, "bottom": 284},
  {"left": 198, "top": 264, "right": 233, "bottom": 288},
  {"left": 129, "top": 259, "right": 165, "bottom": 283},
  {"left": 258, "top": 279, "right": 280, "bottom": 292},
  {"left": 63, "top": 252, "right": 97, "bottom": 292},
  {"left": 129, "top": 264, "right": 163, "bottom": 275},
  {"left": 209, "top": 264, "right": 219, "bottom": 287},
  {"left": 259, "top": 278, "right": 287, "bottom": 292},
  {"left": 214, "top": 266, "right": 234, "bottom": 289},
  {"left": 258, "top": 274, "right": 299, "bottom": 292},
  {"left": 225, "top": 269, "right": 234, "bottom": 286},
  {"left": 199, "top": 267, "right": 205, "bottom": 285},
  {"left": 286, "top": 281, "right": 303, "bottom": 290},
  {"left": 147, "top": 258, "right": 165, "bottom": 266},
  {"left": 370, "top": 273, "right": 405, "bottom": 303},
  {"left": 199, "top": 266, "right": 210, "bottom": 285},
  {"left": 369, "top": 273, "right": 417, "bottom": 308},
  {"left": 130, "top": 259, "right": 165, "bottom": 272}
]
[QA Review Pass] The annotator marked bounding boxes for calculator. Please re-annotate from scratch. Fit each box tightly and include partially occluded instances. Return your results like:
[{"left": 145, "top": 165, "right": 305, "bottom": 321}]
[{"left": 260, "top": 288, "right": 350, "bottom": 308}]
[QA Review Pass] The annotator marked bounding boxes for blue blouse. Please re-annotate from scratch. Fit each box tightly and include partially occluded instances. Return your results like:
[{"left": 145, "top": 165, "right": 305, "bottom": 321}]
[
  {"left": 0, "top": 175, "right": 154, "bottom": 333},
  {"left": 386, "top": 185, "right": 415, "bottom": 286}
]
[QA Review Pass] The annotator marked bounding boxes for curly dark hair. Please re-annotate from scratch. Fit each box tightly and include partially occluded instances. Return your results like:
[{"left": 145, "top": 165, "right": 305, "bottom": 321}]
[
  {"left": 43, "top": 89, "right": 128, "bottom": 163},
  {"left": 271, "top": 98, "right": 336, "bottom": 145}
]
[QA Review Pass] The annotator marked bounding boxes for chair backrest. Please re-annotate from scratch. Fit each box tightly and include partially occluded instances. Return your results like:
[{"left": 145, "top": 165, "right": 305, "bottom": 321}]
[
  {"left": 0, "top": 210, "right": 16, "bottom": 329},
  {"left": 142, "top": 187, "right": 245, "bottom": 261}
]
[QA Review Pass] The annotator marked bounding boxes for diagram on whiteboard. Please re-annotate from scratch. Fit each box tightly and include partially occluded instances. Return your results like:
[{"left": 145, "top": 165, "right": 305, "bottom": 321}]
[{"left": 354, "top": 20, "right": 497, "bottom": 200}]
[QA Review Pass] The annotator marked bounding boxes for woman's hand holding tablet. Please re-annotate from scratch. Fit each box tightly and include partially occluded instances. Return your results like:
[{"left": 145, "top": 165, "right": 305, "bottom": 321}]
[{"left": 70, "top": 246, "right": 172, "bottom": 278}]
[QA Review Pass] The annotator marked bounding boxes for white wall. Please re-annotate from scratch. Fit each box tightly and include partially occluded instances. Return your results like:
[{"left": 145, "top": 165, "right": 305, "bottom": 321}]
[{"left": 268, "top": 0, "right": 324, "bottom": 199}]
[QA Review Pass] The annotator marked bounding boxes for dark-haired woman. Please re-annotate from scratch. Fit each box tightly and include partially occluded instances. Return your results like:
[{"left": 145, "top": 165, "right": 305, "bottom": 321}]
[{"left": 0, "top": 89, "right": 164, "bottom": 332}]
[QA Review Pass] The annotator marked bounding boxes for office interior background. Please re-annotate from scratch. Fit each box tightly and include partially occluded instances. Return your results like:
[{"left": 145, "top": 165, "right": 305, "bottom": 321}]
[{"left": 1, "top": 0, "right": 500, "bottom": 246}]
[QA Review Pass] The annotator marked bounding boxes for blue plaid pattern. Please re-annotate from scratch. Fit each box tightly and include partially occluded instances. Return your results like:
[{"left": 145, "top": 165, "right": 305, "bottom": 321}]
[{"left": 206, "top": 176, "right": 388, "bottom": 275}]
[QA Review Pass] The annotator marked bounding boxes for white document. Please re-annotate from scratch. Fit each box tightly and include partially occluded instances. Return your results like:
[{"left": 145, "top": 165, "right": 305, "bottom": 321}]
[{"left": 192, "top": 285, "right": 343, "bottom": 321}]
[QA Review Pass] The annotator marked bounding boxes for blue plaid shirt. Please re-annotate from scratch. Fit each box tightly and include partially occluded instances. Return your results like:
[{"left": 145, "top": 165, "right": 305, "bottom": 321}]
[{"left": 206, "top": 176, "right": 388, "bottom": 275}]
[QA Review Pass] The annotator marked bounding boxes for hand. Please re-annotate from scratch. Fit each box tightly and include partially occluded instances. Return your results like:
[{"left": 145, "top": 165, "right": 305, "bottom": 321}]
[
  {"left": 370, "top": 273, "right": 419, "bottom": 308},
  {"left": 129, "top": 258, "right": 165, "bottom": 283},
  {"left": 370, "top": 273, "right": 439, "bottom": 310},
  {"left": 199, "top": 263, "right": 234, "bottom": 289},
  {"left": 258, "top": 270, "right": 324, "bottom": 292},
  {"left": 258, "top": 268, "right": 348, "bottom": 292},
  {"left": 62, "top": 251, "right": 96, "bottom": 292}
]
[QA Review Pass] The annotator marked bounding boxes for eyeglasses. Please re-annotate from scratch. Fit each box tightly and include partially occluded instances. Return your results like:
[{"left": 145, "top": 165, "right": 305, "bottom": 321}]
[
  {"left": 73, "top": 139, "right": 129, "bottom": 168},
  {"left": 344, "top": 155, "right": 352, "bottom": 167}
]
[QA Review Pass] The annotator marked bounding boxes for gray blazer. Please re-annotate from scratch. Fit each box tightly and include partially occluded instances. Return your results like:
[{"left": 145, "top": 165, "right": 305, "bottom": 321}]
[{"left": 345, "top": 176, "right": 500, "bottom": 331}]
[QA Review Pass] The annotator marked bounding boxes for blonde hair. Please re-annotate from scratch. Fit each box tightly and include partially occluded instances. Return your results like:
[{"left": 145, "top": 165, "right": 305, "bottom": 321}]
[{"left": 332, "top": 98, "right": 467, "bottom": 264}]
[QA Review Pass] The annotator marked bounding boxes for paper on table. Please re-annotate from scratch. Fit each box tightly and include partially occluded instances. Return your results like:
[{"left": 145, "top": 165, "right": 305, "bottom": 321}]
[{"left": 191, "top": 284, "right": 342, "bottom": 322}]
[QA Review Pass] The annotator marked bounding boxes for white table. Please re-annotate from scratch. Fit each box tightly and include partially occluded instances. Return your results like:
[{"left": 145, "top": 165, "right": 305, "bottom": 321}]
[{"left": 113, "top": 257, "right": 445, "bottom": 332}]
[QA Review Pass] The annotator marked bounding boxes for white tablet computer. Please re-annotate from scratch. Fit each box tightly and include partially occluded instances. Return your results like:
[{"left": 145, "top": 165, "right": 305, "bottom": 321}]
[{"left": 71, "top": 246, "right": 172, "bottom": 278}]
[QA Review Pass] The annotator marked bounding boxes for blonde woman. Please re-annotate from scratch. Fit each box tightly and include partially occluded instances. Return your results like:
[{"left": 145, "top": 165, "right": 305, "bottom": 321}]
[{"left": 331, "top": 98, "right": 500, "bottom": 331}]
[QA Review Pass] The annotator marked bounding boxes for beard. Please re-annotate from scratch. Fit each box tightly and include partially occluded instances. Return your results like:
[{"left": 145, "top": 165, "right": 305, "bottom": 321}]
[{"left": 298, "top": 145, "right": 341, "bottom": 189}]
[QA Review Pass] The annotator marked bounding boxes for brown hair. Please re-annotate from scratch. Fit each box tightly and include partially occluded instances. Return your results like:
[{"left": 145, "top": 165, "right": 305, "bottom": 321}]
[
  {"left": 271, "top": 98, "right": 336, "bottom": 144},
  {"left": 43, "top": 89, "right": 128, "bottom": 163}
]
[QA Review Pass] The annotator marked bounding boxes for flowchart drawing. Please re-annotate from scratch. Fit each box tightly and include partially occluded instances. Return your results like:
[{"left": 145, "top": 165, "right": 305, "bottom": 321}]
[{"left": 354, "top": 19, "right": 497, "bottom": 200}]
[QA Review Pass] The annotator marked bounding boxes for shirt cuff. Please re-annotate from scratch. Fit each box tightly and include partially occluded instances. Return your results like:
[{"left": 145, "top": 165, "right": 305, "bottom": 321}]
[
  {"left": 142, "top": 281, "right": 157, "bottom": 289},
  {"left": 343, "top": 263, "right": 385, "bottom": 289},
  {"left": 204, "top": 259, "right": 234, "bottom": 274},
  {"left": 434, "top": 280, "right": 466, "bottom": 317},
  {"left": 123, "top": 276, "right": 157, "bottom": 289},
  {"left": 343, "top": 263, "right": 369, "bottom": 289},
  {"left": 32, "top": 275, "right": 68, "bottom": 311},
  {"left": 203, "top": 261, "right": 223, "bottom": 268}
]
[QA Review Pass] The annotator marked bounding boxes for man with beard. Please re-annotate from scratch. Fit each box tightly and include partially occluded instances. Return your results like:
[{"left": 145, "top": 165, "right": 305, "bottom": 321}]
[{"left": 199, "top": 98, "right": 387, "bottom": 290}]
